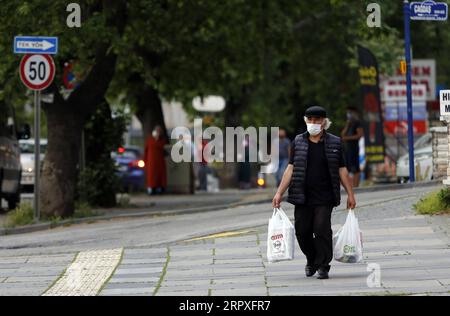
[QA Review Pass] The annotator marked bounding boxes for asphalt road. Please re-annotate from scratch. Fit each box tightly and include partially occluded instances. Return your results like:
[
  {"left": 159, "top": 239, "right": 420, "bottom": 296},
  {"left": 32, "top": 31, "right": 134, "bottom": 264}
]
[{"left": 0, "top": 185, "right": 441, "bottom": 257}]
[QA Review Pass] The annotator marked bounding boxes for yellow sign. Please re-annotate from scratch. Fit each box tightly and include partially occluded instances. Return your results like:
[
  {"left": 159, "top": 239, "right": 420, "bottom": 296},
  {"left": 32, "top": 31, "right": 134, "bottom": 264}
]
[
  {"left": 359, "top": 66, "right": 378, "bottom": 86},
  {"left": 400, "top": 60, "right": 407, "bottom": 75}
]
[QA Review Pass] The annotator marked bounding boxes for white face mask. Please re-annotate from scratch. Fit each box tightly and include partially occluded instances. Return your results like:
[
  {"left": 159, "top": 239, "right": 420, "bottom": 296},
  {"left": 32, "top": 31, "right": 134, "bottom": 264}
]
[
  {"left": 152, "top": 130, "right": 158, "bottom": 138},
  {"left": 346, "top": 112, "right": 353, "bottom": 120},
  {"left": 307, "top": 123, "right": 322, "bottom": 136}
]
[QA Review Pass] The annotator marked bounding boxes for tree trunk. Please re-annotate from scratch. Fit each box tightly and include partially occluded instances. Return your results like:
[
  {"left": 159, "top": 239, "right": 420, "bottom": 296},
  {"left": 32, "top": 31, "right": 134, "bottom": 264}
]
[
  {"left": 290, "top": 81, "right": 305, "bottom": 137},
  {"left": 40, "top": 52, "right": 118, "bottom": 218},
  {"left": 224, "top": 97, "right": 244, "bottom": 129},
  {"left": 40, "top": 106, "right": 83, "bottom": 218},
  {"left": 38, "top": 1, "right": 126, "bottom": 218},
  {"left": 222, "top": 97, "right": 246, "bottom": 188},
  {"left": 135, "top": 85, "right": 167, "bottom": 141}
]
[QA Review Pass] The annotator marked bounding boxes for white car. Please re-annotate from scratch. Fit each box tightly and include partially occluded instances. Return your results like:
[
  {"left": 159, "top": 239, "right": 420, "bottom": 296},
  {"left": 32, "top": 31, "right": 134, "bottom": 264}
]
[
  {"left": 396, "top": 133, "right": 432, "bottom": 183},
  {"left": 19, "top": 139, "right": 47, "bottom": 189}
]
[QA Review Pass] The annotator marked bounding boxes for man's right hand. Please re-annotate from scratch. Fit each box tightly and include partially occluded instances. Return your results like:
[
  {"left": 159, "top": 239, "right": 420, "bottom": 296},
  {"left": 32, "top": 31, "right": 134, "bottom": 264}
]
[{"left": 272, "top": 192, "right": 282, "bottom": 208}]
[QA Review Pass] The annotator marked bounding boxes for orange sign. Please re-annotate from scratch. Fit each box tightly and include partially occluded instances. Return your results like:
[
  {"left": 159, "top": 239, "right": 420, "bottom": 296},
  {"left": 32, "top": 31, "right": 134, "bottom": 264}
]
[{"left": 400, "top": 60, "right": 407, "bottom": 75}]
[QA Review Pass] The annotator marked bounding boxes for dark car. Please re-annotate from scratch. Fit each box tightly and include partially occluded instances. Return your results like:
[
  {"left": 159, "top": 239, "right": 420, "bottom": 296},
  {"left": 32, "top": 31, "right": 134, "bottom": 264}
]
[
  {"left": 112, "top": 146, "right": 146, "bottom": 192},
  {"left": 0, "top": 102, "right": 30, "bottom": 210}
]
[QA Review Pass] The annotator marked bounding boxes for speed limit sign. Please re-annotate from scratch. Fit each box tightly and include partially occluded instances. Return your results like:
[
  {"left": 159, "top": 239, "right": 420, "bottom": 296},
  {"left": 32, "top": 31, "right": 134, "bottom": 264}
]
[{"left": 19, "top": 54, "right": 55, "bottom": 91}]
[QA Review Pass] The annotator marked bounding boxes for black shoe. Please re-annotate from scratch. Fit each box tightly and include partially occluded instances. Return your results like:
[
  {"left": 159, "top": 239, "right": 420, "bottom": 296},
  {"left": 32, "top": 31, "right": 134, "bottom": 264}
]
[
  {"left": 305, "top": 265, "right": 318, "bottom": 277},
  {"left": 317, "top": 268, "right": 329, "bottom": 279}
]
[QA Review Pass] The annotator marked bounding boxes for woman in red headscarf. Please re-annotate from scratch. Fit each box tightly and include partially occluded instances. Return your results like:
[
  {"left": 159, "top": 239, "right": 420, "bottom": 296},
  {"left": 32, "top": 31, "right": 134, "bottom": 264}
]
[{"left": 144, "top": 125, "right": 167, "bottom": 195}]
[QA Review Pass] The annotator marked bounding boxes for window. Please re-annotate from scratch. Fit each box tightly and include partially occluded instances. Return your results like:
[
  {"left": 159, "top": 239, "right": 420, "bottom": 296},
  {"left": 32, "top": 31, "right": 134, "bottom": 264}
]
[
  {"left": 413, "top": 133, "right": 431, "bottom": 149},
  {"left": 19, "top": 142, "right": 47, "bottom": 154}
]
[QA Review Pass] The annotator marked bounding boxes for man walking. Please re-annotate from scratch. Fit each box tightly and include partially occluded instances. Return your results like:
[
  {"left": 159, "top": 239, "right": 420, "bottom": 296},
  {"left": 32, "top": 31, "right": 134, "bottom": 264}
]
[
  {"left": 341, "top": 106, "right": 364, "bottom": 187},
  {"left": 272, "top": 105, "right": 356, "bottom": 279}
]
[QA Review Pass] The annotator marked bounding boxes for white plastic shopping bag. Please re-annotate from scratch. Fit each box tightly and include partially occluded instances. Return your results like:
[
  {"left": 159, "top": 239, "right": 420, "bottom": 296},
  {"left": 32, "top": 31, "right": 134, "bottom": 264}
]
[
  {"left": 267, "top": 208, "right": 295, "bottom": 262},
  {"left": 333, "top": 209, "right": 363, "bottom": 263}
]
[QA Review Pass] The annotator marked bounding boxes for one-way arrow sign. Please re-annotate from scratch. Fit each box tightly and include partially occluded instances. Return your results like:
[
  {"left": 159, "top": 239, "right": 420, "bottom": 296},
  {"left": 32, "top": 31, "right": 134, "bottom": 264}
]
[{"left": 14, "top": 36, "right": 58, "bottom": 54}]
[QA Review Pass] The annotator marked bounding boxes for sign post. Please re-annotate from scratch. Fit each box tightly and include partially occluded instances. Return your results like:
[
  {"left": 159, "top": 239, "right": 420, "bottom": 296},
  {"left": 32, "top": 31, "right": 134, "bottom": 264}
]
[
  {"left": 403, "top": 0, "right": 448, "bottom": 182},
  {"left": 33, "top": 91, "right": 41, "bottom": 220},
  {"left": 404, "top": 0, "right": 416, "bottom": 182},
  {"left": 15, "top": 37, "right": 57, "bottom": 221},
  {"left": 19, "top": 54, "right": 55, "bottom": 221}
]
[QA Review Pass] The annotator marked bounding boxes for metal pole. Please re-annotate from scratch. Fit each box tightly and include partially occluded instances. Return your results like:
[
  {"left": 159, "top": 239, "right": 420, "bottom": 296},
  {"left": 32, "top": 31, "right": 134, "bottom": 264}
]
[
  {"left": 34, "top": 90, "right": 40, "bottom": 221},
  {"left": 404, "top": 0, "right": 415, "bottom": 182}
]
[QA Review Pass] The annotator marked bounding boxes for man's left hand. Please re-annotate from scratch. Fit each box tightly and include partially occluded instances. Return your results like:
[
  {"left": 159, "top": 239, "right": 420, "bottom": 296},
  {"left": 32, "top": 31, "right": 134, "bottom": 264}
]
[{"left": 347, "top": 194, "right": 356, "bottom": 210}]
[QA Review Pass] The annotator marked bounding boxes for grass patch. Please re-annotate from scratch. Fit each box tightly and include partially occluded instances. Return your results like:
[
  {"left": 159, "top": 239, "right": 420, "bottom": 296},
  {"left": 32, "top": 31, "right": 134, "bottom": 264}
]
[
  {"left": 3, "top": 201, "right": 103, "bottom": 229},
  {"left": 413, "top": 188, "right": 450, "bottom": 215},
  {"left": 117, "top": 194, "right": 131, "bottom": 208},
  {"left": 4, "top": 203, "right": 35, "bottom": 228},
  {"left": 73, "top": 201, "right": 100, "bottom": 218}
]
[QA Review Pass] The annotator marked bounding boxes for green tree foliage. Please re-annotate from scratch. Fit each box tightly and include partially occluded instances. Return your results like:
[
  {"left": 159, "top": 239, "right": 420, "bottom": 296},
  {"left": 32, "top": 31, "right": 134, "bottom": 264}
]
[
  {"left": 1, "top": 1, "right": 449, "bottom": 215},
  {"left": 77, "top": 101, "right": 128, "bottom": 208}
]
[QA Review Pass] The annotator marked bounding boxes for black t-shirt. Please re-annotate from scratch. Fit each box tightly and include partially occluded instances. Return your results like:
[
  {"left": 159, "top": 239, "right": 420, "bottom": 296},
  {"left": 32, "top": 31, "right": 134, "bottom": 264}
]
[
  {"left": 289, "top": 137, "right": 346, "bottom": 205},
  {"left": 344, "top": 120, "right": 362, "bottom": 156}
]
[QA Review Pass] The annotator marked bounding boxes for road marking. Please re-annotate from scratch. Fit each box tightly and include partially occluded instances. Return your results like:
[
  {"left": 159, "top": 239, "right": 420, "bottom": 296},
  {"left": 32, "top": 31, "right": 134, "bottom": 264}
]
[
  {"left": 185, "top": 230, "right": 255, "bottom": 241},
  {"left": 42, "top": 248, "right": 123, "bottom": 296}
]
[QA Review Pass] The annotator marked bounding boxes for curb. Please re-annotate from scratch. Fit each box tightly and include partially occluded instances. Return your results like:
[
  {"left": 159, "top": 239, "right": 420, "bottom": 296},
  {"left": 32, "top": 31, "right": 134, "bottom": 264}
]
[
  {"left": 0, "top": 180, "right": 442, "bottom": 236},
  {"left": 0, "top": 199, "right": 272, "bottom": 236},
  {"left": 350, "top": 179, "right": 442, "bottom": 194}
]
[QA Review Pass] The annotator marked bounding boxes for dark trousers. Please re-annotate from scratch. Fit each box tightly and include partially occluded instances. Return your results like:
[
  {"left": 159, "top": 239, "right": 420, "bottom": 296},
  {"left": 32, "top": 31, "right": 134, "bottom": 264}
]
[
  {"left": 294, "top": 204, "right": 333, "bottom": 271},
  {"left": 198, "top": 163, "right": 210, "bottom": 191}
]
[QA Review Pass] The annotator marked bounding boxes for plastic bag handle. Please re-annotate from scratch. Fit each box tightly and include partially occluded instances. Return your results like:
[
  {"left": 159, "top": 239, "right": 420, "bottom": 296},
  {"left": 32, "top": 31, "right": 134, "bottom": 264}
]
[
  {"left": 273, "top": 207, "right": 287, "bottom": 221},
  {"left": 272, "top": 208, "right": 278, "bottom": 217}
]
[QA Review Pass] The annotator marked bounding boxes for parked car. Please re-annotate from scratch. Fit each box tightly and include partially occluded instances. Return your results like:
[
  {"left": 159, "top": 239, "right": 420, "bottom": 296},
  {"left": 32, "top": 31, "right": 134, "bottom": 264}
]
[
  {"left": 19, "top": 139, "right": 47, "bottom": 191},
  {"left": 396, "top": 133, "right": 432, "bottom": 183},
  {"left": 111, "top": 146, "right": 146, "bottom": 192},
  {"left": 0, "top": 102, "right": 30, "bottom": 210}
]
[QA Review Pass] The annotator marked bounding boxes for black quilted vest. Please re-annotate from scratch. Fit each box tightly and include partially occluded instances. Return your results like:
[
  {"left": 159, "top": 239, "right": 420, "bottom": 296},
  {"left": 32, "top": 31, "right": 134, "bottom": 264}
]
[{"left": 287, "top": 131, "right": 342, "bottom": 207}]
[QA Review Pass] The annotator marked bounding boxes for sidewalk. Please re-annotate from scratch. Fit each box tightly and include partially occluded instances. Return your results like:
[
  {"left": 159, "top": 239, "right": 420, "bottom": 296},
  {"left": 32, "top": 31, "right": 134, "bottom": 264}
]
[
  {"left": 1, "top": 180, "right": 441, "bottom": 235},
  {"left": 104, "top": 188, "right": 277, "bottom": 216},
  {"left": 93, "top": 180, "right": 443, "bottom": 218},
  {"left": 1, "top": 193, "right": 449, "bottom": 296},
  {"left": 0, "top": 188, "right": 277, "bottom": 234},
  {"left": 97, "top": 213, "right": 450, "bottom": 296}
]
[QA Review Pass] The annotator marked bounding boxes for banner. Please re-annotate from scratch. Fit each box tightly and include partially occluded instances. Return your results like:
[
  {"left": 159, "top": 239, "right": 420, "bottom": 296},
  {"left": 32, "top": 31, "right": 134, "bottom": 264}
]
[
  {"left": 380, "top": 59, "right": 436, "bottom": 101},
  {"left": 357, "top": 45, "right": 386, "bottom": 163}
]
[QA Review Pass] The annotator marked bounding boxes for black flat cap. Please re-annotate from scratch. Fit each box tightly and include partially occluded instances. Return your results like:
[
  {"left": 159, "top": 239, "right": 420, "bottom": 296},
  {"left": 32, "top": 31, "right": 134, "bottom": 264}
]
[{"left": 305, "top": 105, "right": 327, "bottom": 118}]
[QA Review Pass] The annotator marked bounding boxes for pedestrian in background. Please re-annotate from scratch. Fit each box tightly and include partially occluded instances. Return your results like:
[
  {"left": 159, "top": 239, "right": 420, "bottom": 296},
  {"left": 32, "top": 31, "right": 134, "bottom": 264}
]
[
  {"left": 272, "top": 105, "right": 356, "bottom": 280},
  {"left": 341, "top": 106, "right": 364, "bottom": 187},
  {"left": 144, "top": 125, "right": 167, "bottom": 195},
  {"left": 197, "top": 137, "right": 210, "bottom": 191},
  {"left": 276, "top": 128, "right": 291, "bottom": 187},
  {"left": 238, "top": 134, "right": 252, "bottom": 189}
]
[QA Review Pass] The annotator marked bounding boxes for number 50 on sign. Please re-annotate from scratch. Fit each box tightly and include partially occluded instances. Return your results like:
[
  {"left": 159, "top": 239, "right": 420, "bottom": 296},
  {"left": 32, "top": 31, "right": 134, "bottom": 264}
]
[{"left": 19, "top": 54, "right": 55, "bottom": 91}]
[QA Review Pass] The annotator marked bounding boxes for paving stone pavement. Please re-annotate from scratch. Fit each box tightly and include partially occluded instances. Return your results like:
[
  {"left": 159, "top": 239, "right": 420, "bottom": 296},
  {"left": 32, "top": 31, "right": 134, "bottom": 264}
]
[
  {"left": 0, "top": 253, "right": 75, "bottom": 296},
  {"left": 43, "top": 248, "right": 123, "bottom": 296},
  {"left": 99, "top": 211, "right": 450, "bottom": 296},
  {"left": 0, "top": 199, "right": 449, "bottom": 296}
]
